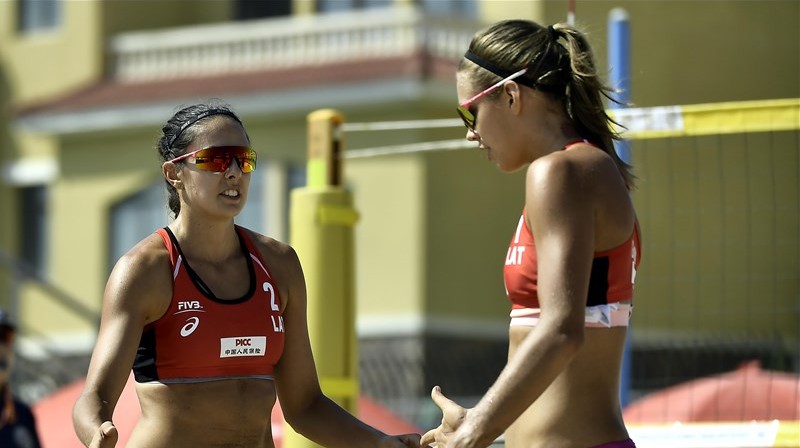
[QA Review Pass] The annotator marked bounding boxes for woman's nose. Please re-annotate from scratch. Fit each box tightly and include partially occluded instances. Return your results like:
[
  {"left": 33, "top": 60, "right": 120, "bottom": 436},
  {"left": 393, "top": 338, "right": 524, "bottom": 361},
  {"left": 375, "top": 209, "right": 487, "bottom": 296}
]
[{"left": 226, "top": 158, "right": 243, "bottom": 178}]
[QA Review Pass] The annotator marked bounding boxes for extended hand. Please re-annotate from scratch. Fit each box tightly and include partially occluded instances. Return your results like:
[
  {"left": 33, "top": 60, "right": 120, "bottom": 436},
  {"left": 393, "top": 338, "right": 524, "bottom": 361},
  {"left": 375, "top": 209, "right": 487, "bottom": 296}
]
[
  {"left": 88, "top": 421, "right": 118, "bottom": 448},
  {"left": 379, "top": 433, "right": 422, "bottom": 447},
  {"left": 420, "top": 386, "right": 468, "bottom": 447}
]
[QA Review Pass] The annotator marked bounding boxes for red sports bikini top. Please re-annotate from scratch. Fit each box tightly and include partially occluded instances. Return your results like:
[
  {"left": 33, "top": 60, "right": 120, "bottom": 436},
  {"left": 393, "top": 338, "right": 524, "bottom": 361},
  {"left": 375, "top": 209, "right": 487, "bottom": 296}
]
[
  {"left": 503, "top": 212, "right": 641, "bottom": 310},
  {"left": 503, "top": 141, "right": 642, "bottom": 310},
  {"left": 133, "top": 226, "right": 285, "bottom": 383}
]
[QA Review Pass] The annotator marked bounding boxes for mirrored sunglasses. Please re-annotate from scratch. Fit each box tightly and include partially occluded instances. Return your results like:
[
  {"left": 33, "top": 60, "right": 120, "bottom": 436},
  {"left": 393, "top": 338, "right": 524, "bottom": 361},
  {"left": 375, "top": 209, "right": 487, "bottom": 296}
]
[
  {"left": 456, "top": 67, "right": 529, "bottom": 132},
  {"left": 456, "top": 105, "right": 477, "bottom": 132},
  {"left": 169, "top": 146, "right": 257, "bottom": 173}
]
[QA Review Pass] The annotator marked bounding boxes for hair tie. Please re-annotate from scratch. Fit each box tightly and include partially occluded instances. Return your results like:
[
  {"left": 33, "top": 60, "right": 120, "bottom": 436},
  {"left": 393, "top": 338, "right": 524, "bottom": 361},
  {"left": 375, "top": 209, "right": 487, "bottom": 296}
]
[{"left": 547, "top": 25, "right": 559, "bottom": 41}]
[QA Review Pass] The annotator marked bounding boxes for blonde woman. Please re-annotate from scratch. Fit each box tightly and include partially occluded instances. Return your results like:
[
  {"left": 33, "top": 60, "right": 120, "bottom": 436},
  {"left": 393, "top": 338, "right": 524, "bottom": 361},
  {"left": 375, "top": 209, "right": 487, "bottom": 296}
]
[{"left": 423, "top": 20, "right": 641, "bottom": 448}]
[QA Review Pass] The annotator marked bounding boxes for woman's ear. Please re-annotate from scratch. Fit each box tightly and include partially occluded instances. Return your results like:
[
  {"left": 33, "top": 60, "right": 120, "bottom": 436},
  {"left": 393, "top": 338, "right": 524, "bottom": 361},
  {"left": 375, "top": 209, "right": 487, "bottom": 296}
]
[
  {"left": 162, "top": 162, "right": 182, "bottom": 189},
  {"left": 504, "top": 82, "right": 523, "bottom": 115}
]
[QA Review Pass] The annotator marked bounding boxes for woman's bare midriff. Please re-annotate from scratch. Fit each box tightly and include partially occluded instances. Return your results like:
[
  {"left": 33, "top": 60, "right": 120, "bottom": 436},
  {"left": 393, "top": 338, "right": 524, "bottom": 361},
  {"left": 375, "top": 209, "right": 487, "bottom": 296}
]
[
  {"left": 128, "top": 378, "right": 277, "bottom": 448},
  {"left": 504, "top": 325, "right": 631, "bottom": 448}
]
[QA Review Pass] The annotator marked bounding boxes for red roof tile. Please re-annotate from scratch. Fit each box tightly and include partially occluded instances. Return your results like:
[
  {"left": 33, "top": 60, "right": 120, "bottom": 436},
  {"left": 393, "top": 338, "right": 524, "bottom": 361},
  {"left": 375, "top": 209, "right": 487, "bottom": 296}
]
[{"left": 16, "top": 52, "right": 457, "bottom": 117}]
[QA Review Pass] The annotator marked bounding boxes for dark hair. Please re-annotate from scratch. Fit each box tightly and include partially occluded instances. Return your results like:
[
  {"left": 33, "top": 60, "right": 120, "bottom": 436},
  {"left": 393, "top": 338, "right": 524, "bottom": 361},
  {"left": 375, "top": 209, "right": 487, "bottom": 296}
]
[
  {"left": 156, "top": 103, "right": 245, "bottom": 217},
  {"left": 459, "top": 19, "right": 635, "bottom": 189}
]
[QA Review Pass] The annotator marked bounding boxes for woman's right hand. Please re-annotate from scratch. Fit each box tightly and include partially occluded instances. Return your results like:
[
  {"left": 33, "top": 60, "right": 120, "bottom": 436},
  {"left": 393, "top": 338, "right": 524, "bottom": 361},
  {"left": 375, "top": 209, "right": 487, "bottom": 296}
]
[
  {"left": 88, "top": 421, "right": 117, "bottom": 448},
  {"left": 420, "top": 386, "right": 469, "bottom": 447}
]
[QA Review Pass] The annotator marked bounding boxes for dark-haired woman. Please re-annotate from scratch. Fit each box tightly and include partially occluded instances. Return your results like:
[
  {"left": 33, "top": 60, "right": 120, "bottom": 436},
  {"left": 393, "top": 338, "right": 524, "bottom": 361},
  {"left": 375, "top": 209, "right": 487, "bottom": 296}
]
[
  {"left": 73, "top": 104, "right": 421, "bottom": 448},
  {"left": 422, "top": 20, "right": 641, "bottom": 448}
]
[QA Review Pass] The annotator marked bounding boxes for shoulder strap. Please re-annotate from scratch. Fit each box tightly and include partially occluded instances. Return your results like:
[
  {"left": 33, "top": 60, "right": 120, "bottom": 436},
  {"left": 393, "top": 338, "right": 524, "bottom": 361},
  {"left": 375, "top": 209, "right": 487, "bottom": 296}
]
[
  {"left": 235, "top": 226, "right": 274, "bottom": 280},
  {"left": 155, "top": 227, "right": 180, "bottom": 267}
]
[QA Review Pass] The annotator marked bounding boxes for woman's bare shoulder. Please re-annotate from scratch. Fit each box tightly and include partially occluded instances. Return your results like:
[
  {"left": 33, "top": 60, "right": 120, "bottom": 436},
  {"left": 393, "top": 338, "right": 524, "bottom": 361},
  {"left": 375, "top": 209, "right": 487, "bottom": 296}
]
[
  {"left": 106, "top": 232, "right": 173, "bottom": 322},
  {"left": 528, "top": 143, "right": 621, "bottom": 190},
  {"left": 240, "top": 228, "right": 298, "bottom": 263},
  {"left": 114, "top": 232, "right": 172, "bottom": 279}
]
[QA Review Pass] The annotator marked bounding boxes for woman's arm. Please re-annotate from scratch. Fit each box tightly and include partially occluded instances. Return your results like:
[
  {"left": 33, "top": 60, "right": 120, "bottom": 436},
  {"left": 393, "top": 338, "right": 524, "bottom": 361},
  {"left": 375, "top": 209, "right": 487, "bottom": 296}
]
[
  {"left": 273, "top": 245, "right": 418, "bottom": 448},
  {"left": 72, "top": 236, "right": 171, "bottom": 447},
  {"left": 425, "top": 155, "right": 595, "bottom": 448}
]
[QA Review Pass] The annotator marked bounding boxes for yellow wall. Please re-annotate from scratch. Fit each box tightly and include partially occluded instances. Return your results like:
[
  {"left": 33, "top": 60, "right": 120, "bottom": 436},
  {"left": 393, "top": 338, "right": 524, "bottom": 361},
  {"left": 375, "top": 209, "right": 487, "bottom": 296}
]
[
  {"left": 538, "top": 1, "right": 799, "bottom": 106},
  {"left": 0, "top": 133, "right": 60, "bottom": 316},
  {"left": 0, "top": 0, "right": 237, "bottom": 106},
  {"left": 102, "top": 0, "right": 232, "bottom": 35},
  {"left": 11, "top": 131, "right": 58, "bottom": 160},
  {"left": 31, "top": 128, "right": 158, "bottom": 338},
  {"left": 423, "top": 150, "right": 522, "bottom": 322},
  {"left": 324, "top": 103, "right": 445, "bottom": 323},
  {"left": 293, "top": 0, "right": 316, "bottom": 16},
  {"left": 440, "top": 1, "right": 799, "bottom": 106},
  {"left": 478, "top": 0, "right": 544, "bottom": 25},
  {"left": 0, "top": 1, "right": 103, "bottom": 104},
  {"left": 348, "top": 156, "right": 426, "bottom": 317},
  {"left": 47, "top": 171, "right": 152, "bottom": 320}
]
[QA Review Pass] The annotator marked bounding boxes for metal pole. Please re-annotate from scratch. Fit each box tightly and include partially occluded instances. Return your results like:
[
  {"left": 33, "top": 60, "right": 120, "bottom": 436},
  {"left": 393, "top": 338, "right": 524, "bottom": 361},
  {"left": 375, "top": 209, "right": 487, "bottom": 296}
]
[
  {"left": 285, "top": 110, "right": 360, "bottom": 448},
  {"left": 567, "top": 0, "right": 576, "bottom": 25},
  {"left": 609, "top": 7, "right": 632, "bottom": 164},
  {"left": 608, "top": 7, "right": 633, "bottom": 408}
]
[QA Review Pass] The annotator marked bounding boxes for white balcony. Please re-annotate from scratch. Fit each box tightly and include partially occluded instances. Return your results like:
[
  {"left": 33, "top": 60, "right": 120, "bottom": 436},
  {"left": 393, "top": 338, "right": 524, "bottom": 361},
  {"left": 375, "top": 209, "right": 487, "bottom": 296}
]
[{"left": 108, "top": 6, "right": 475, "bottom": 83}]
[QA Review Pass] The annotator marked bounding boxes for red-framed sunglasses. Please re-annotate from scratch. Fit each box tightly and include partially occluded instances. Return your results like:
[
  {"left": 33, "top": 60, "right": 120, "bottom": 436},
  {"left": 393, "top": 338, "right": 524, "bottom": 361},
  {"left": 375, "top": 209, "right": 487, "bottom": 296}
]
[
  {"left": 456, "top": 67, "right": 529, "bottom": 133},
  {"left": 168, "top": 146, "right": 257, "bottom": 173}
]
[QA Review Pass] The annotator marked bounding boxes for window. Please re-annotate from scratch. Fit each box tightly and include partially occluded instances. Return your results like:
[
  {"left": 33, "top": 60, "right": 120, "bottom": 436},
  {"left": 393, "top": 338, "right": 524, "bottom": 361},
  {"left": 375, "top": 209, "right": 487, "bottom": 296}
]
[
  {"left": 234, "top": 162, "right": 264, "bottom": 230},
  {"left": 285, "top": 164, "right": 306, "bottom": 240},
  {"left": 18, "top": 185, "right": 48, "bottom": 276},
  {"left": 108, "top": 181, "right": 169, "bottom": 273},
  {"left": 235, "top": 0, "right": 291, "bottom": 20},
  {"left": 318, "top": 0, "right": 393, "bottom": 13},
  {"left": 18, "top": 0, "right": 62, "bottom": 33},
  {"left": 420, "top": 0, "right": 476, "bottom": 18}
]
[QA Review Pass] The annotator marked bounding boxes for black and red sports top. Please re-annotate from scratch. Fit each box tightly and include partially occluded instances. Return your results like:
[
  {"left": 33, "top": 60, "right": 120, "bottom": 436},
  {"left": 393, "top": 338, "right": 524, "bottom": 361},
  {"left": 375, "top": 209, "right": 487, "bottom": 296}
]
[
  {"left": 133, "top": 226, "right": 285, "bottom": 383},
  {"left": 503, "top": 141, "right": 642, "bottom": 326}
]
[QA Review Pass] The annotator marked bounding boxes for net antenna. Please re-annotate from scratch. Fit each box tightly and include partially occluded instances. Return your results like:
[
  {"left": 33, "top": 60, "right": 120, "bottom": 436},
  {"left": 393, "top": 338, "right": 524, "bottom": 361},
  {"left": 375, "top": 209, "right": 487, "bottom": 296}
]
[{"left": 567, "top": 0, "right": 576, "bottom": 25}]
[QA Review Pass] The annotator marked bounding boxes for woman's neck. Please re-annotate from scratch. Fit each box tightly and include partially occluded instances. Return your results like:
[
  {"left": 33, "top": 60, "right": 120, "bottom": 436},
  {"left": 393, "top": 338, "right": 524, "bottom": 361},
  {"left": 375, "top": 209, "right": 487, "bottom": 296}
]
[{"left": 168, "top": 216, "right": 240, "bottom": 263}]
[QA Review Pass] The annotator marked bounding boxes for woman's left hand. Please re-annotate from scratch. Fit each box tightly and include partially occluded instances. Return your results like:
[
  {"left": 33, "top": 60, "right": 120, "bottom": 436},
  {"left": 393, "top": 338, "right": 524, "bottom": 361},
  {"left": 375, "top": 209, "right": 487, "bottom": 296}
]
[{"left": 379, "top": 433, "right": 422, "bottom": 447}]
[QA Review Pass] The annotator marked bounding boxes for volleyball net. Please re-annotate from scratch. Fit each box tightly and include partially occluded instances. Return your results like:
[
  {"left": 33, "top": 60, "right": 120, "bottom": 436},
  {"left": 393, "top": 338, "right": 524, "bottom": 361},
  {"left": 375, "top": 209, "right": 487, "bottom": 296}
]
[
  {"left": 610, "top": 99, "right": 800, "bottom": 447},
  {"left": 310, "top": 98, "right": 799, "bottom": 447}
]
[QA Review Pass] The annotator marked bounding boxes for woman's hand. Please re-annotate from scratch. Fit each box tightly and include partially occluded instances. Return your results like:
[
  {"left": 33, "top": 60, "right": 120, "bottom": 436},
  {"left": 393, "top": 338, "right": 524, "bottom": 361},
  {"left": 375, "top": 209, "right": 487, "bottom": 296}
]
[
  {"left": 88, "top": 421, "right": 117, "bottom": 448},
  {"left": 420, "top": 387, "right": 469, "bottom": 447},
  {"left": 379, "top": 433, "right": 422, "bottom": 447}
]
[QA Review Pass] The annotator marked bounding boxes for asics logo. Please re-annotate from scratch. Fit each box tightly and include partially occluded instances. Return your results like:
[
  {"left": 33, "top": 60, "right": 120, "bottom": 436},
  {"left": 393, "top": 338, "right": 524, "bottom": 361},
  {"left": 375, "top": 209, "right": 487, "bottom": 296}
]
[{"left": 180, "top": 316, "right": 200, "bottom": 337}]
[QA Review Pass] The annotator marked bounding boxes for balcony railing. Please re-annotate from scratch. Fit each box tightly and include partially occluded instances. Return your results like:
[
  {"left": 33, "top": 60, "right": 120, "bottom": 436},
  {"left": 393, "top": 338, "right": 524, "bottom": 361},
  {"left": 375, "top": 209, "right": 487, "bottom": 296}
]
[{"left": 109, "top": 6, "right": 475, "bottom": 83}]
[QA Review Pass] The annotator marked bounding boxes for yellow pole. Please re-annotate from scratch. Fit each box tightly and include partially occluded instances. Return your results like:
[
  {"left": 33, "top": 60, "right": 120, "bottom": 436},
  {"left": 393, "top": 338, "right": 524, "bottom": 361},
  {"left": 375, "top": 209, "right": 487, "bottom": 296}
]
[{"left": 284, "top": 110, "right": 360, "bottom": 448}]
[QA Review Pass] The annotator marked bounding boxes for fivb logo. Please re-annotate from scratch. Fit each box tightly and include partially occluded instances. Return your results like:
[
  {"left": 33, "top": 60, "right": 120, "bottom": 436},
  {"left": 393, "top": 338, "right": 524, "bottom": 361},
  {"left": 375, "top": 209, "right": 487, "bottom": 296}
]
[
  {"left": 177, "top": 300, "right": 203, "bottom": 311},
  {"left": 220, "top": 336, "right": 266, "bottom": 358}
]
